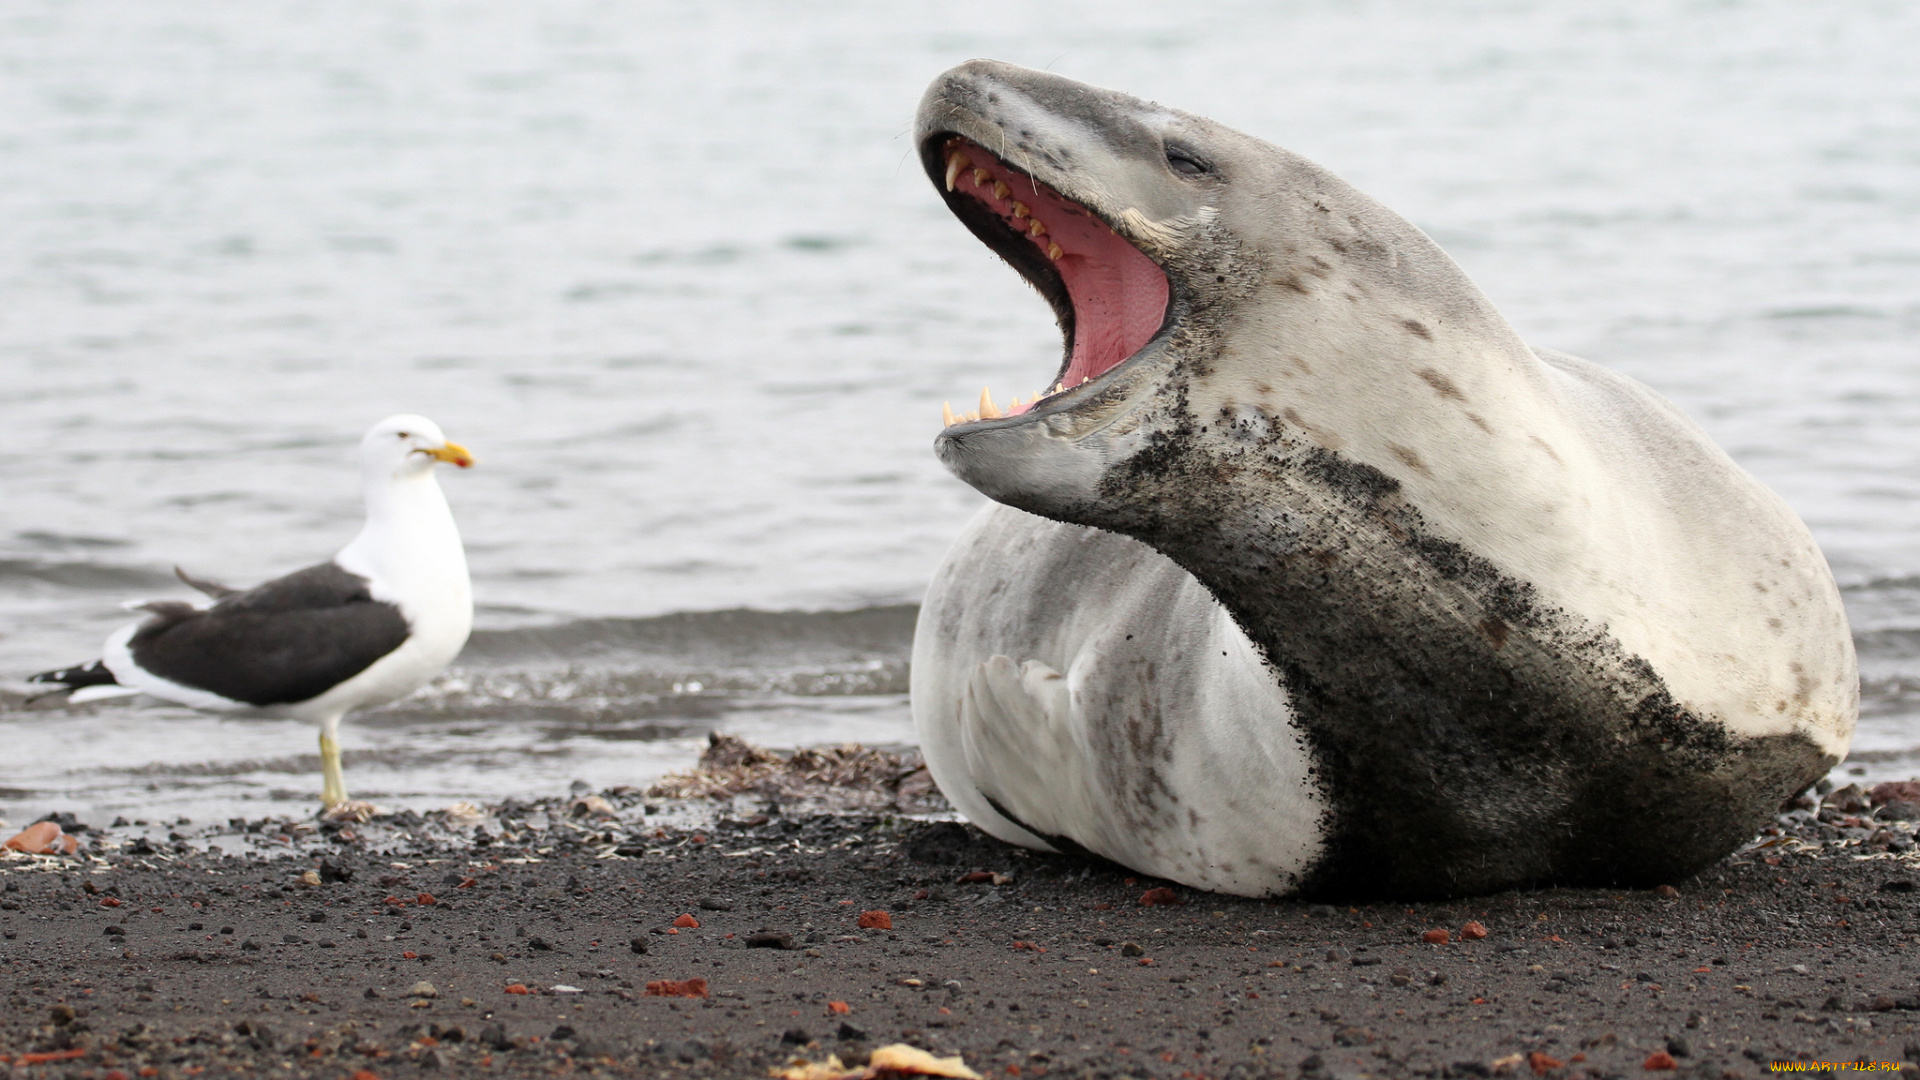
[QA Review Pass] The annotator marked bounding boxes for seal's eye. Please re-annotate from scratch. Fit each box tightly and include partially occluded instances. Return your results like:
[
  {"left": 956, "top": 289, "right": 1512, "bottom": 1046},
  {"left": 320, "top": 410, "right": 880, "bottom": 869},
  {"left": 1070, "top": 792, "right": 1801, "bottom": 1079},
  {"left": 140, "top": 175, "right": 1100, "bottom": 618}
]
[{"left": 1166, "top": 147, "right": 1209, "bottom": 177}]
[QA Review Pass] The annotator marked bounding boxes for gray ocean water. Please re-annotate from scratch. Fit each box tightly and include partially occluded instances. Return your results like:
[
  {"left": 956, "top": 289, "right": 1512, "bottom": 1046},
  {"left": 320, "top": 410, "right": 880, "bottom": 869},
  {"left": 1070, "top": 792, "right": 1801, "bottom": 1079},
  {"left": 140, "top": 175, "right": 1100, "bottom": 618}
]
[{"left": 3, "top": 1, "right": 1917, "bottom": 826}]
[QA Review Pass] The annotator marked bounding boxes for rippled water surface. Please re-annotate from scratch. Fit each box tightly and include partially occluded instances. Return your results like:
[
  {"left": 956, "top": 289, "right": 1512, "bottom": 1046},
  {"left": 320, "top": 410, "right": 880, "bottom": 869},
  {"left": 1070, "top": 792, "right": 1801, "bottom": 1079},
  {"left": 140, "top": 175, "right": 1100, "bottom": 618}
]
[{"left": 2, "top": 0, "right": 1917, "bottom": 824}]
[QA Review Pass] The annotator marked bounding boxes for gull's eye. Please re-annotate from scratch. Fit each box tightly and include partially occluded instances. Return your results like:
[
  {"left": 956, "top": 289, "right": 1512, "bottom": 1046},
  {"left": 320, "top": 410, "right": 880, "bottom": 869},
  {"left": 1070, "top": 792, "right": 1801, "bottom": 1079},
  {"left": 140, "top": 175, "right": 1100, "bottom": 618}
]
[
  {"left": 1166, "top": 147, "right": 1209, "bottom": 177},
  {"left": 397, "top": 431, "right": 410, "bottom": 439}
]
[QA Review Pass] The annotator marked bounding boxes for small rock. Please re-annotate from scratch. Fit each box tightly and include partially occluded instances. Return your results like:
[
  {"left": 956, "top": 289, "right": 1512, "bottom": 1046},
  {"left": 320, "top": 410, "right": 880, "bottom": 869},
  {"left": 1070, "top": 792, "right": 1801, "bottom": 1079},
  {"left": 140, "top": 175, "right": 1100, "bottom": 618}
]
[
  {"left": 629, "top": 937, "right": 650, "bottom": 954},
  {"left": 1876, "top": 801, "right": 1920, "bottom": 822},
  {"left": 308, "top": 910, "right": 327, "bottom": 923},
  {"left": 527, "top": 936, "right": 552, "bottom": 951},
  {"left": 1643, "top": 1051, "right": 1677, "bottom": 1071},
  {"left": 1119, "top": 941, "right": 1145, "bottom": 957},
  {"left": 643, "top": 978, "right": 709, "bottom": 999},
  {"left": 1423, "top": 929, "right": 1451, "bottom": 945},
  {"left": 1654, "top": 884, "right": 1680, "bottom": 898},
  {"left": 1138, "top": 886, "right": 1182, "bottom": 906},
  {"left": 298, "top": 869, "right": 322, "bottom": 887},
  {"left": 410, "top": 981, "right": 438, "bottom": 999},
  {"left": 1825, "top": 783, "right": 1872, "bottom": 813},
  {"left": 103, "top": 925, "right": 125, "bottom": 937},
  {"left": 673, "top": 913, "right": 700, "bottom": 929},
  {"left": 1868, "top": 780, "right": 1920, "bottom": 808},
  {"left": 1665, "top": 1037, "right": 1689, "bottom": 1057},
  {"left": 570, "top": 795, "right": 616, "bottom": 819},
  {"left": 1882, "top": 878, "right": 1917, "bottom": 893},
  {"left": 781, "top": 1027, "right": 813, "bottom": 1045},
  {"left": 364, "top": 988, "right": 380, "bottom": 999},
  {"left": 1460, "top": 920, "right": 1488, "bottom": 940},
  {"left": 746, "top": 932, "right": 796, "bottom": 950},
  {"left": 856, "top": 910, "right": 892, "bottom": 930},
  {"left": 697, "top": 897, "right": 735, "bottom": 911},
  {"left": 837, "top": 1020, "right": 868, "bottom": 1041}
]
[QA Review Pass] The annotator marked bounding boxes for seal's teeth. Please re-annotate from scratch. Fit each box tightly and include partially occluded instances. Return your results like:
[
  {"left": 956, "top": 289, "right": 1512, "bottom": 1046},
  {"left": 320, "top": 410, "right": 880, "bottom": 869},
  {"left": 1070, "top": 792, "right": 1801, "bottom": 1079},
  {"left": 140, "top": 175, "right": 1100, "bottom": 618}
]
[
  {"left": 979, "top": 387, "right": 1002, "bottom": 420},
  {"left": 971, "top": 168, "right": 990, "bottom": 186},
  {"left": 1047, "top": 241, "right": 1064, "bottom": 261},
  {"left": 945, "top": 151, "right": 971, "bottom": 193},
  {"left": 992, "top": 180, "right": 1011, "bottom": 200},
  {"left": 943, "top": 401, "right": 956, "bottom": 428},
  {"left": 1011, "top": 201, "right": 1030, "bottom": 220},
  {"left": 1028, "top": 219, "right": 1047, "bottom": 238}
]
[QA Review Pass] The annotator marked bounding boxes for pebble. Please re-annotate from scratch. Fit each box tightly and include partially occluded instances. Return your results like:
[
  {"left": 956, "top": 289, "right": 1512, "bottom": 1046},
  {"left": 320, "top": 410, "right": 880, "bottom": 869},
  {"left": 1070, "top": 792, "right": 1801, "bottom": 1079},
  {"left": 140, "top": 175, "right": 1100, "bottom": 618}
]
[{"left": 410, "top": 981, "right": 438, "bottom": 998}]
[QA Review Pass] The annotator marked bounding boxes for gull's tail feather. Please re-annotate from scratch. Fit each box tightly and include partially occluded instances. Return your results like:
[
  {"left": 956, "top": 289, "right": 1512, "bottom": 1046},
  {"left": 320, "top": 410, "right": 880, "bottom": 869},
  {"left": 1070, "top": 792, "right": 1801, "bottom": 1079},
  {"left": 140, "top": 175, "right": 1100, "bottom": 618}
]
[
  {"left": 25, "top": 659, "right": 139, "bottom": 703},
  {"left": 175, "top": 565, "right": 238, "bottom": 600},
  {"left": 28, "top": 659, "right": 117, "bottom": 689}
]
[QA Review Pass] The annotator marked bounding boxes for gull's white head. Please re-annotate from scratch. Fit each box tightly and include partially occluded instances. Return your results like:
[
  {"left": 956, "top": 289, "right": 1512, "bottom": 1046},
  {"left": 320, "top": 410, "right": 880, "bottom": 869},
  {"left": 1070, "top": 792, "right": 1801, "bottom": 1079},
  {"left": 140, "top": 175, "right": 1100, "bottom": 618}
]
[{"left": 360, "top": 414, "right": 474, "bottom": 480}]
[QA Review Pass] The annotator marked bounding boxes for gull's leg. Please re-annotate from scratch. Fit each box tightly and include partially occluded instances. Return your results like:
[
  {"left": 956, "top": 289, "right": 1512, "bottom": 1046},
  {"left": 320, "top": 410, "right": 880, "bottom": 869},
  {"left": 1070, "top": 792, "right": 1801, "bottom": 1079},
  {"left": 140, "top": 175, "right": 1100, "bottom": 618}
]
[
  {"left": 317, "top": 713, "right": 376, "bottom": 821},
  {"left": 319, "top": 712, "right": 349, "bottom": 808}
]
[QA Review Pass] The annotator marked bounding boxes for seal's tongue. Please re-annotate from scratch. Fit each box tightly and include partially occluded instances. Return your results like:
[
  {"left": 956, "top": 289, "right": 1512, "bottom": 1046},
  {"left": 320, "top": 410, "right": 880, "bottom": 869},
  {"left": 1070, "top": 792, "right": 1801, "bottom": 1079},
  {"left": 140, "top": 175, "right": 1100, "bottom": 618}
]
[{"left": 942, "top": 140, "right": 1169, "bottom": 416}]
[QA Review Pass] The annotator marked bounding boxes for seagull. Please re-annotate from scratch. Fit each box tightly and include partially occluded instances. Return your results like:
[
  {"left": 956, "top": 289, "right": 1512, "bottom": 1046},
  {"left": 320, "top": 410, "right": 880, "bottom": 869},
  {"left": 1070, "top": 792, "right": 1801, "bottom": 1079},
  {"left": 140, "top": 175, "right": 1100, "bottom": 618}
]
[{"left": 29, "top": 414, "right": 475, "bottom": 817}]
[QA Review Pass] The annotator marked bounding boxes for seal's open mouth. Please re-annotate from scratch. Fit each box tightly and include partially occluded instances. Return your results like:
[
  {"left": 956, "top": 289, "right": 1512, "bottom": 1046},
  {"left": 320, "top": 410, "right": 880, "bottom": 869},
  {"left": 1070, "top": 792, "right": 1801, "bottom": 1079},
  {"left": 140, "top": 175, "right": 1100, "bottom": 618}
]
[{"left": 929, "top": 136, "right": 1171, "bottom": 424}]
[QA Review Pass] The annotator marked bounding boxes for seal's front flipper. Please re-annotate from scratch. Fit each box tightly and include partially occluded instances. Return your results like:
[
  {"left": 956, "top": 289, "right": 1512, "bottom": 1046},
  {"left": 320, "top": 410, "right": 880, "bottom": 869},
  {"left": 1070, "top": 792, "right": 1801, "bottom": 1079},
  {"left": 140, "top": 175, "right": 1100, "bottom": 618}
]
[{"left": 959, "top": 655, "right": 1103, "bottom": 855}]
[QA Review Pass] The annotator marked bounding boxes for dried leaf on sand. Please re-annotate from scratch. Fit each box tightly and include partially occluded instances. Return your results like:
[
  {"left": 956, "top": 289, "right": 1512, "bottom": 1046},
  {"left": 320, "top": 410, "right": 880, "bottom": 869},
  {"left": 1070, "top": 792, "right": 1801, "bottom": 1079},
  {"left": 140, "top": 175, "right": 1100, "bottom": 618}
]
[{"left": 771, "top": 1042, "right": 983, "bottom": 1080}]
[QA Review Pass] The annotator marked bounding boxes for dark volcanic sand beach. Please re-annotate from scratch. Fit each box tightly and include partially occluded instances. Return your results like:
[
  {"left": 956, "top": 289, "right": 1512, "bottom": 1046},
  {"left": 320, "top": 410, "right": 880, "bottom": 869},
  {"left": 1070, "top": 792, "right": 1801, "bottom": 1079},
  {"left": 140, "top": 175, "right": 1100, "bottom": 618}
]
[{"left": 4, "top": 776, "right": 1920, "bottom": 1080}]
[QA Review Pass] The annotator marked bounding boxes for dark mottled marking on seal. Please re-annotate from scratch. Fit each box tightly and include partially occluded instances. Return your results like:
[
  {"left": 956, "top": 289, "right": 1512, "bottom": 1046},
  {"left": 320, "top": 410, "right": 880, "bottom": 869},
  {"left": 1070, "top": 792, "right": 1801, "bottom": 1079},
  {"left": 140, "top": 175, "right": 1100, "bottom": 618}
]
[
  {"left": 1403, "top": 319, "right": 1433, "bottom": 340},
  {"left": 127, "top": 562, "right": 409, "bottom": 707},
  {"left": 1076, "top": 394, "right": 1831, "bottom": 900},
  {"left": 1387, "top": 444, "right": 1431, "bottom": 478},
  {"left": 1415, "top": 368, "right": 1466, "bottom": 401}
]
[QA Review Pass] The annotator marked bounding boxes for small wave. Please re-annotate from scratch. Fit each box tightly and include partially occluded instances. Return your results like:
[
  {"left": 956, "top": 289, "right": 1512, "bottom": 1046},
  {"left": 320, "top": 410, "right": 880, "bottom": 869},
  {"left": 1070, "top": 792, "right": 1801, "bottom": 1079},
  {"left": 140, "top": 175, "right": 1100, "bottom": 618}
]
[
  {"left": 0, "top": 558, "right": 177, "bottom": 591},
  {"left": 459, "top": 604, "right": 918, "bottom": 669},
  {"left": 1842, "top": 574, "right": 1920, "bottom": 594},
  {"left": 1855, "top": 628, "right": 1920, "bottom": 662}
]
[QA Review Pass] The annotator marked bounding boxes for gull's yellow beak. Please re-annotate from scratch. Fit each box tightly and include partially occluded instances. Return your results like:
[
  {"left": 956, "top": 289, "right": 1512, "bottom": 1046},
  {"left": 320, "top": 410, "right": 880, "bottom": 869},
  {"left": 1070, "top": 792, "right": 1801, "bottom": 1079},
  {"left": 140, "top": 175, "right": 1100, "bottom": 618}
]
[{"left": 428, "top": 441, "right": 474, "bottom": 468}]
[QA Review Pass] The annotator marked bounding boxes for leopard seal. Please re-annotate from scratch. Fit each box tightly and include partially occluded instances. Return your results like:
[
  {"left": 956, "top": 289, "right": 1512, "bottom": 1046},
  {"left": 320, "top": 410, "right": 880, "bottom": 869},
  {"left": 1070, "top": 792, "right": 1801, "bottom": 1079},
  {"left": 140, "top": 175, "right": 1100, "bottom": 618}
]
[{"left": 908, "top": 60, "right": 1856, "bottom": 899}]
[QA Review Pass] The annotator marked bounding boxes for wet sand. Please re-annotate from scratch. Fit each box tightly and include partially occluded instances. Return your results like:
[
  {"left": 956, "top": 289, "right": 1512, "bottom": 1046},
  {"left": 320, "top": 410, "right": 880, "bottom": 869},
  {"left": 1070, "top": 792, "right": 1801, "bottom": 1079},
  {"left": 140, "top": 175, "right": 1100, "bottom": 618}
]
[{"left": 3, "top": 790, "right": 1919, "bottom": 1079}]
